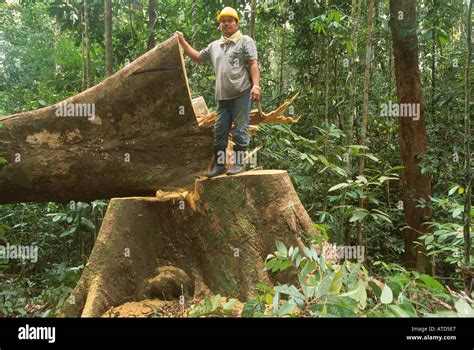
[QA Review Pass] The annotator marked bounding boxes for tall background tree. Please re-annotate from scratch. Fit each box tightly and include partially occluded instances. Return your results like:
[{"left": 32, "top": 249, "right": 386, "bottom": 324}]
[
  {"left": 389, "top": 0, "right": 433, "bottom": 273},
  {"left": 463, "top": 0, "right": 472, "bottom": 290}
]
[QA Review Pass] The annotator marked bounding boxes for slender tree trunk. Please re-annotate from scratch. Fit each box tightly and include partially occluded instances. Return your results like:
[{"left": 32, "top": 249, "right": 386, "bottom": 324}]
[
  {"left": 147, "top": 0, "right": 157, "bottom": 50},
  {"left": 279, "top": 26, "right": 285, "bottom": 98},
  {"left": 81, "top": 9, "right": 85, "bottom": 91},
  {"left": 343, "top": 0, "right": 361, "bottom": 245},
  {"left": 191, "top": 0, "right": 197, "bottom": 47},
  {"left": 431, "top": 0, "right": 437, "bottom": 124},
  {"left": 389, "top": 0, "right": 433, "bottom": 274},
  {"left": 84, "top": 0, "right": 92, "bottom": 88},
  {"left": 346, "top": 0, "right": 361, "bottom": 174},
  {"left": 129, "top": 1, "right": 135, "bottom": 48},
  {"left": 334, "top": 49, "right": 339, "bottom": 129},
  {"left": 463, "top": 0, "right": 472, "bottom": 288},
  {"left": 105, "top": 0, "right": 113, "bottom": 77},
  {"left": 250, "top": 0, "right": 257, "bottom": 39},
  {"left": 356, "top": 0, "right": 375, "bottom": 246},
  {"left": 386, "top": 18, "right": 393, "bottom": 210},
  {"left": 322, "top": 0, "right": 330, "bottom": 213}
]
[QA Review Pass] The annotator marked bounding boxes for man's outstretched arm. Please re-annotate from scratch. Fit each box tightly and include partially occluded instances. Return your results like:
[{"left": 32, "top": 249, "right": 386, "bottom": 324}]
[{"left": 175, "top": 31, "right": 204, "bottom": 63}]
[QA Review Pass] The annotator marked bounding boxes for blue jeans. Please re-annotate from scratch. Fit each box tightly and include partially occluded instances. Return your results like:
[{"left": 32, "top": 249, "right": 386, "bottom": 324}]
[{"left": 214, "top": 88, "right": 252, "bottom": 152}]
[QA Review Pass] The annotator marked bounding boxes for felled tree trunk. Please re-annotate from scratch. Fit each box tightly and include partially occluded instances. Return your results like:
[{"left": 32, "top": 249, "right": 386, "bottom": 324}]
[
  {"left": 0, "top": 35, "right": 213, "bottom": 204},
  {"left": 60, "top": 170, "right": 315, "bottom": 317},
  {"left": 0, "top": 33, "right": 300, "bottom": 205}
]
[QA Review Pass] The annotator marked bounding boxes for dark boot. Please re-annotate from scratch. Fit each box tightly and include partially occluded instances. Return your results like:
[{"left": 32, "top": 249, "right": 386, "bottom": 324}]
[
  {"left": 227, "top": 146, "right": 247, "bottom": 176},
  {"left": 205, "top": 149, "right": 227, "bottom": 178}
]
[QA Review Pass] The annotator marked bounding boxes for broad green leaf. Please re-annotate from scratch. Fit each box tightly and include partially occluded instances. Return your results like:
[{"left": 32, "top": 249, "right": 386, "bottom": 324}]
[
  {"left": 80, "top": 217, "right": 95, "bottom": 230},
  {"left": 300, "top": 260, "right": 314, "bottom": 278},
  {"left": 448, "top": 185, "right": 460, "bottom": 196},
  {"left": 223, "top": 298, "right": 237, "bottom": 311},
  {"left": 350, "top": 209, "right": 368, "bottom": 223},
  {"left": 381, "top": 285, "right": 393, "bottom": 304},
  {"left": 272, "top": 292, "right": 280, "bottom": 313},
  {"left": 424, "top": 235, "right": 434, "bottom": 245},
  {"left": 454, "top": 299, "right": 474, "bottom": 317},
  {"left": 265, "top": 257, "right": 276, "bottom": 271},
  {"left": 329, "top": 270, "right": 343, "bottom": 294},
  {"left": 388, "top": 305, "right": 410, "bottom": 317},
  {"left": 310, "top": 246, "right": 319, "bottom": 261},
  {"left": 328, "top": 182, "right": 350, "bottom": 192},
  {"left": 278, "top": 300, "right": 297, "bottom": 316},
  {"left": 211, "top": 294, "right": 221, "bottom": 310},
  {"left": 303, "top": 246, "right": 313, "bottom": 260},
  {"left": 242, "top": 300, "right": 265, "bottom": 317},
  {"left": 276, "top": 241, "right": 287, "bottom": 256},
  {"left": 290, "top": 247, "right": 299, "bottom": 262},
  {"left": 315, "top": 273, "right": 333, "bottom": 298}
]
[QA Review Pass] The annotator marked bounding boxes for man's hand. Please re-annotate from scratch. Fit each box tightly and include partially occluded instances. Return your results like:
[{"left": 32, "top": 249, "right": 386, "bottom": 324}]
[
  {"left": 175, "top": 31, "right": 185, "bottom": 46},
  {"left": 251, "top": 85, "right": 260, "bottom": 102},
  {"left": 174, "top": 31, "right": 203, "bottom": 63},
  {"left": 248, "top": 60, "right": 260, "bottom": 101}
]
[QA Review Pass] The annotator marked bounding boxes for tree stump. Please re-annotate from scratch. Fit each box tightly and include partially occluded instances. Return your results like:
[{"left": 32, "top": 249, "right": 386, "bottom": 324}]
[{"left": 60, "top": 170, "right": 315, "bottom": 317}]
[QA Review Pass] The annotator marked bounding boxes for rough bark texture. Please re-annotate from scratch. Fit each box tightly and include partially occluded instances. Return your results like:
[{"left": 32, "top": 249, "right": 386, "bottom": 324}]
[
  {"left": 59, "top": 170, "right": 315, "bottom": 317},
  {"left": 463, "top": 0, "right": 472, "bottom": 287},
  {"left": 357, "top": 0, "right": 375, "bottom": 246},
  {"left": 104, "top": 0, "right": 113, "bottom": 76},
  {"left": 84, "top": 0, "right": 91, "bottom": 88},
  {"left": 389, "top": 0, "right": 433, "bottom": 273},
  {"left": 0, "top": 35, "right": 214, "bottom": 204},
  {"left": 147, "top": 0, "right": 157, "bottom": 50}
]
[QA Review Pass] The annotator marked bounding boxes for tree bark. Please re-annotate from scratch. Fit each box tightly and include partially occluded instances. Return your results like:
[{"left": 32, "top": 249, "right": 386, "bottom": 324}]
[
  {"left": 105, "top": 0, "right": 113, "bottom": 77},
  {"left": 389, "top": 0, "right": 433, "bottom": 274},
  {"left": 346, "top": 0, "right": 361, "bottom": 175},
  {"left": 357, "top": 0, "right": 375, "bottom": 246},
  {"left": 0, "top": 35, "right": 213, "bottom": 204},
  {"left": 322, "top": 0, "right": 330, "bottom": 214},
  {"left": 81, "top": 9, "right": 85, "bottom": 91},
  {"left": 0, "top": 34, "right": 301, "bottom": 205},
  {"left": 431, "top": 0, "right": 437, "bottom": 124},
  {"left": 147, "top": 0, "right": 157, "bottom": 50},
  {"left": 191, "top": 0, "right": 197, "bottom": 48},
  {"left": 463, "top": 0, "right": 472, "bottom": 287},
  {"left": 343, "top": 0, "right": 361, "bottom": 244},
  {"left": 250, "top": 0, "right": 257, "bottom": 39},
  {"left": 59, "top": 170, "right": 315, "bottom": 317},
  {"left": 279, "top": 25, "right": 285, "bottom": 98},
  {"left": 84, "top": 0, "right": 92, "bottom": 88}
]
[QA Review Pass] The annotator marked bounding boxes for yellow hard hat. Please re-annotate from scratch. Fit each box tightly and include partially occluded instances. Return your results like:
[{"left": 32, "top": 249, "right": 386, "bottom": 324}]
[{"left": 217, "top": 7, "right": 239, "bottom": 23}]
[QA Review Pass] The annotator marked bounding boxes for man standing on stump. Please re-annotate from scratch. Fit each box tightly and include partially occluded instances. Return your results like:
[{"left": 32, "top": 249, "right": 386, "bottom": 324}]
[{"left": 176, "top": 6, "right": 260, "bottom": 177}]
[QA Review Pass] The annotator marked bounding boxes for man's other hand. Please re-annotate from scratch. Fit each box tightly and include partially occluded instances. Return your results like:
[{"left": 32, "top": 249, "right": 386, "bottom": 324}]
[{"left": 251, "top": 85, "right": 260, "bottom": 102}]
